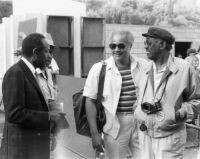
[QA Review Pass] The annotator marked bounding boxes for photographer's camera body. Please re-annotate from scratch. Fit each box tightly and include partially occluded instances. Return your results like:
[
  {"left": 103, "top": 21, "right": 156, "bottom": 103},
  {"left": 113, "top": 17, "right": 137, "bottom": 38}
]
[{"left": 141, "top": 100, "right": 162, "bottom": 115}]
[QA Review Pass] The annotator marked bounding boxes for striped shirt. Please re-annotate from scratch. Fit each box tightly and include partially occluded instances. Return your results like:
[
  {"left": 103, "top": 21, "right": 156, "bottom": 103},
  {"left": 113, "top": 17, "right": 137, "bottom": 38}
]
[{"left": 117, "top": 67, "right": 137, "bottom": 113}]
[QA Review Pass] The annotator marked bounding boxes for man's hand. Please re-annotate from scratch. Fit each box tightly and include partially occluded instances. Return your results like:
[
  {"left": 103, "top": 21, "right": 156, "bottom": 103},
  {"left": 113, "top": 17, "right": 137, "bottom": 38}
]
[
  {"left": 49, "top": 111, "right": 61, "bottom": 123},
  {"left": 48, "top": 100, "right": 63, "bottom": 113},
  {"left": 175, "top": 109, "right": 187, "bottom": 122},
  {"left": 50, "top": 134, "right": 57, "bottom": 151},
  {"left": 91, "top": 132, "right": 104, "bottom": 153}
]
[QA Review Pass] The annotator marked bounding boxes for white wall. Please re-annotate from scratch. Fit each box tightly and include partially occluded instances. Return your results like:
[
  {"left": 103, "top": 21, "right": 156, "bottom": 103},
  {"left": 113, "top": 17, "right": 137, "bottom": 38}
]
[
  {"left": 3, "top": 17, "right": 15, "bottom": 70},
  {"left": 13, "top": 0, "right": 87, "bottom": 77},
  {"left": 0, "top": 23, "right": 6, "bottom": 98},
  {"left": 0, "top": 0, "right": 86, "bottom": 99}
]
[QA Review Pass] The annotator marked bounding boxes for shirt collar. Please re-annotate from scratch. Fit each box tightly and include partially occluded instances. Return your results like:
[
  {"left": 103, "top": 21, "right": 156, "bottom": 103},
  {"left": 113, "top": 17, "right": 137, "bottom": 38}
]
[
  {"left": 106, "top": 55, "right": 140, "bottom": 71},
  {"left": 167, "top": 54, "right": 179, "bottom": 74},
  {"left": 35, "top": 67, "right": 47, "bottom": 79},
  {"left": 35, "top": 68, "right": 43, "bottom": 74},
  {"left": 152, "top": 62, "right": 167, "bottom": 74},
  {"left": 21, "top": 57, "right": 36, "bottom": 76},
  {"left": 146, "top": 54, "right": 178, "bottom": 74}
]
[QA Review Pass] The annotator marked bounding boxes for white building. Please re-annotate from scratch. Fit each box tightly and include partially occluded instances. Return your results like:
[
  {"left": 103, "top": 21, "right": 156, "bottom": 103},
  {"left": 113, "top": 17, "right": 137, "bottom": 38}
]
[{"left": 0, "top": 0, "right": 86, "bottom": 98}]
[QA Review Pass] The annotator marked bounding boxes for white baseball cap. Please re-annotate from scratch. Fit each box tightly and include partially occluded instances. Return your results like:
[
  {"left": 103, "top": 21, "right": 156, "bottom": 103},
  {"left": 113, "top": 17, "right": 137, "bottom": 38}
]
[{"left": 43, "top": 32, "right": 54, "bottom": 46}]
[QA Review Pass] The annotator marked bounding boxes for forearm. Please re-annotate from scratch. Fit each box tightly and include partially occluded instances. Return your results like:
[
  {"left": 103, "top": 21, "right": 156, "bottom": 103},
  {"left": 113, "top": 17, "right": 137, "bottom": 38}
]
[
  {"left": 85, "top": 97, "right": 99, "bottom": 135},
  {"left": 6, "top": 107, "right": 49, "bottom": 128},
  {"left": 182, "top": 68, "right": 200, "bottom": 118}
]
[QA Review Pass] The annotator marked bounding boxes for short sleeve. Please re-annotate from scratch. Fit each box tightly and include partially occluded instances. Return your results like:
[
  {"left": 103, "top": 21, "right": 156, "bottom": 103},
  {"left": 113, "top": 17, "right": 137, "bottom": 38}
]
[{"left": 83, "top": 63, "right": 102, "bottom": 100}]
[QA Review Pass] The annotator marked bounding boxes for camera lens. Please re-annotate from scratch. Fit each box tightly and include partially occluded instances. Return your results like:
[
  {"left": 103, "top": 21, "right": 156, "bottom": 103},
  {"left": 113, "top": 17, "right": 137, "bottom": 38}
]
[{"left": 140, "top": 123, "right": 147, "bottom": 131}]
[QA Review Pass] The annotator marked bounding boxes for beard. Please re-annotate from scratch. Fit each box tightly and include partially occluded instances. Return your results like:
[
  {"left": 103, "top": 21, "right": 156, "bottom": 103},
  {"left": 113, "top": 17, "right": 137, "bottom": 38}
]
[{"left": 32, "top": 59, "right": 46, "bottom": 69}]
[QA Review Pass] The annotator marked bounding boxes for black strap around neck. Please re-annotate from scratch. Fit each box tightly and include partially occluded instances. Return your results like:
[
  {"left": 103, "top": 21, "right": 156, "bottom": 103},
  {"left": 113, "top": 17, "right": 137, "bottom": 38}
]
[{"left": 141, "top": 69, "right": 171, "bottom": 104}]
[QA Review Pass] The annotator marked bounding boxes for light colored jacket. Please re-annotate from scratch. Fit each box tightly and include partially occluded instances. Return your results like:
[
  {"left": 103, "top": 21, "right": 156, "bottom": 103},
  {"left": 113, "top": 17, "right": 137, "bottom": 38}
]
[
  {"left": 83, "top": 55, "right": 147, "bottom": 138},
  {"left": 134, "top": 54, "right": 200, "bottom": 138}
]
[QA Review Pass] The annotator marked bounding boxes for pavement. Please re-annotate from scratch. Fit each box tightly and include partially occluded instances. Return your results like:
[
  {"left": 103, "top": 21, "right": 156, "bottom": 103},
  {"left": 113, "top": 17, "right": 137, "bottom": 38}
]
[
  {"left": 0, "top": 110, "right": 199, "bottom": 159},
  {"left": 51, "top": 130, "right": 95, "bottom": 159}
]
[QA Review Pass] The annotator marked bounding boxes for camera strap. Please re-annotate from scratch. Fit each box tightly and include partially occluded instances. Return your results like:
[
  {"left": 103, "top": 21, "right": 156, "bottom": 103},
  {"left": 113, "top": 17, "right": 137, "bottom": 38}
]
[
  {"left": 141, "top": 67, "right": 172, "bottom": 104},
  {"left": 139, "top": 68, "right": 172, "bottom": 130},
  {"left": 154, "top": 69, "right": 172, "bottom": 103}
]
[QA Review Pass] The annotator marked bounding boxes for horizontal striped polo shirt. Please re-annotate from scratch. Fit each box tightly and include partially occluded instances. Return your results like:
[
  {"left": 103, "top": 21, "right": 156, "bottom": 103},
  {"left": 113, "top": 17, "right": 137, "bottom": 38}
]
[{"left": 117, "top": 66, "right": 137, "bottom": 113}]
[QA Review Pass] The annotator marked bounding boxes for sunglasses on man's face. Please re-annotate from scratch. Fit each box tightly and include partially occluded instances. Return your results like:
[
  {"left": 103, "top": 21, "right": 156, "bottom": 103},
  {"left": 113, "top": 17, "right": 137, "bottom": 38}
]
[{"left": 109, "top": 43, "right": 126, "bottom": 50}]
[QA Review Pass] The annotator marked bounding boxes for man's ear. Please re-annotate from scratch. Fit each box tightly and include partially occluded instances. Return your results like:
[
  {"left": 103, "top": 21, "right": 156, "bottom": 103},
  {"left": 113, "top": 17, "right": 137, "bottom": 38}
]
[
  {"left": 32, "top": 48, "right": 39, "bottom": 61},
  {"left": 33, "top": 48, "right": 41, "bottom": 57},
  {"left": 160, "top": 41, "right": 166, "bottom": 50},
  {"left": 33, "top": 48, "right": 38, "bottom": 56}
]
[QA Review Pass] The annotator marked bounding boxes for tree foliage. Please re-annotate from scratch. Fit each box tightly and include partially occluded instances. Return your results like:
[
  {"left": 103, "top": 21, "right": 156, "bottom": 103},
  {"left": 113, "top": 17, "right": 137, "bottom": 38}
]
[
  {"left": 86, "top": 0, "right": 200, "bottom": 28},
  {"left": 0, "top": 1, "right": 12, "bottom": 23}
]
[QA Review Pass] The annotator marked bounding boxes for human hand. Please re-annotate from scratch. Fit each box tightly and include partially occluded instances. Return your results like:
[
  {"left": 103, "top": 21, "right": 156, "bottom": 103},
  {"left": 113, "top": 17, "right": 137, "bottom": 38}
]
[
  {"left": 48, "top": 100, "right": 63, "bottom": 113},
  {"left": 50, "top": 134, "right": 57, "bottom": 151},
  {"left": 175, "top": 109, "right": 187, "bottom": 122},
  {"left": 49, "top": 111, "right": 62, "bottom": 123},
  {"left": 91, "top": 132, "right": 104, "bottom": 153},
  {"left": 50, "top": 112, "right": 69, "bottom": 135}
]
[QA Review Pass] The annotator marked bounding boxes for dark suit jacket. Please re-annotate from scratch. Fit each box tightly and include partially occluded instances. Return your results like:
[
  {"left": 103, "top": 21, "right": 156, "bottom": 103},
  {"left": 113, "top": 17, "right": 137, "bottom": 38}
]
[{"left": 0, "top": 60, "right": 50, "bottom": 159}]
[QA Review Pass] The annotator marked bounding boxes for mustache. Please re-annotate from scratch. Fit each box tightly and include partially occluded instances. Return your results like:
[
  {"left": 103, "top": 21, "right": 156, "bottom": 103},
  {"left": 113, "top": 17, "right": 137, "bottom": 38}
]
[{"left": 113, "top": 51, "right": 123, "bottom": 54}]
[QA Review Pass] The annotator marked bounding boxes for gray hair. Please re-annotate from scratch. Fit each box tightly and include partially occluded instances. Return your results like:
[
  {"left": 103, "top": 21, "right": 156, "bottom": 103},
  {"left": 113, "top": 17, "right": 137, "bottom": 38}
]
[{"left": 110, "top": 31, "right": 134, "bottom": 45}]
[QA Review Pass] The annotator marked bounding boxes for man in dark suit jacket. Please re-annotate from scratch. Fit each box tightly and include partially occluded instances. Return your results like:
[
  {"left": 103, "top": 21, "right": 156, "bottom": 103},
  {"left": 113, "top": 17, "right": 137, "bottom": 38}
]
[{"left": 0, "top": 33, "right": 61, "bottom": 159}]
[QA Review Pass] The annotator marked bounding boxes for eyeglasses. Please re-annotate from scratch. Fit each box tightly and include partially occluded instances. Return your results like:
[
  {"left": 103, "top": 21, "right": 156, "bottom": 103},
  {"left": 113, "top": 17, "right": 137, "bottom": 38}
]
[
  {"left": 109, "top": 43, "right": 126, "bottom": 50},
  {"left": 144, "top": 38, "right": 162, "bottom": 46},
  {"left": 144, "top": 40, "right": 150, "bottom": 46}
]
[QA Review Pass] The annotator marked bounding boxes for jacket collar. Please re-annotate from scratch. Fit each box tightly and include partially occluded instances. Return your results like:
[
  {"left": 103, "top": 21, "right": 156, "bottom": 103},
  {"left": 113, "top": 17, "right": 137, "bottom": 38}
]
[
  {"left": 18, "top": 60, "right": 48, "bottom": 107},
  {"left": 106, "top": 55, "right": 140, "bottom": 72},
  {"left": 21, "top": 57, "right": 36, "bottom": 77},
  {"left": 145, "top": 54, "right": 179, "bottom": 75}
]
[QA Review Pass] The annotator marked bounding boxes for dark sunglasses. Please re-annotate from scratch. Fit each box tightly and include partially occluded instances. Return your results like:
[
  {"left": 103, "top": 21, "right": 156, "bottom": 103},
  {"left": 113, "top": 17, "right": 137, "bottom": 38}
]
[{"left": 109, "top": 43, "right": 126, "bottom": 50}]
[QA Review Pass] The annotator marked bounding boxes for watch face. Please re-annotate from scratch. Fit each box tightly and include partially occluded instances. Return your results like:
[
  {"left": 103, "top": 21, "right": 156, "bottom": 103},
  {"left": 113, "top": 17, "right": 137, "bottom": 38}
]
[{"left": 155, "top": 111, "right": 165, "bottom": 122}]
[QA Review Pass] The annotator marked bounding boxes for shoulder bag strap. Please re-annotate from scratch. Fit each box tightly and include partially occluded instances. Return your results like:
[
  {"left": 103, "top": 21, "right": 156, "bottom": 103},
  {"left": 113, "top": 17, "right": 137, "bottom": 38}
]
[{"left": 96, "top": 61, "right": 107, "bottom": 111}]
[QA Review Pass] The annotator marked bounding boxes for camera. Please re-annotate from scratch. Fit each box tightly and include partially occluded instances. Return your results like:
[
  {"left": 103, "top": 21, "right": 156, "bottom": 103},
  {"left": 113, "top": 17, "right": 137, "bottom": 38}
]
[{"left": 141, "top": 101, "right": 162, "bottom": 115}]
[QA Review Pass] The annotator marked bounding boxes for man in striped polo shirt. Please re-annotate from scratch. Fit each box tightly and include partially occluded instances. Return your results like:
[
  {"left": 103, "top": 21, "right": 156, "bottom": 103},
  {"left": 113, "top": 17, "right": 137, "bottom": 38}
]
[{"left": 83, "top": 31, "right": 147, "bottom": 159}]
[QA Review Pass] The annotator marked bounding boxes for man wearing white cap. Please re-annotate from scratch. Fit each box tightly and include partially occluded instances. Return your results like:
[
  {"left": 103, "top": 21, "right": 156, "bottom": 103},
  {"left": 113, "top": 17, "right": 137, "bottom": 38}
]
[
  {"left": 36, "top": 33, "right": 66, "bottom": 152},
  {"left": 44, "top": 33, "right": 59, "bottom": 76}
]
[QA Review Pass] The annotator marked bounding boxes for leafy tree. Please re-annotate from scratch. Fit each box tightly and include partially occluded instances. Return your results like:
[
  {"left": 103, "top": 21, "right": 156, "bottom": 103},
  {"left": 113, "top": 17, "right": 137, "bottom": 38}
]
[
  {"left": 129, "top": 13, "right": 144, "bottom": 25},
  {"left": 0, "top": 1, "right": 12, "bottom": 23},
  {"left": 121, "top": 0, "right": 138, "bottom": 10},
  {"left": 142, "top": 4, "right": 153, "bottom": 12},
  {"left": 86, "top": 0, "right": 105, "bottom": 12},
  {"left": 86, "top": 0, "right": 200, "bottom": 28}
]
